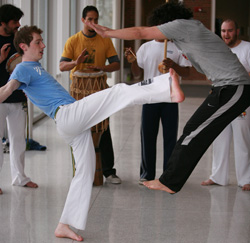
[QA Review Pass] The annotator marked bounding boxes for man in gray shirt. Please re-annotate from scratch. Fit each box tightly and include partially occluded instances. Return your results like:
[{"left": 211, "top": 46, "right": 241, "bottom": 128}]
[{"left": 88, "top": 2, "right": 250, "bottom": 194}]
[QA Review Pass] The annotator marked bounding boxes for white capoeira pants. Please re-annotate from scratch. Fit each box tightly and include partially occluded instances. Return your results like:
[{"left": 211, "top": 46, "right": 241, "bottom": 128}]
[
  {"left": 210, "top": 106, "right": 250, "bottom": 187},
  {"left": 54, "top": 73, "right": 172, "bottom": 230},
  {"left": 0, "top": 102, "right": 30, "bottom": 186}
]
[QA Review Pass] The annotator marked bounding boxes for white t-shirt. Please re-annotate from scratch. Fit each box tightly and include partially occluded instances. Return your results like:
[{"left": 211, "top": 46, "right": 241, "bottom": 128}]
[
  {"left": 11, "top": 61, "right": 75, "bottom": 118},
  {"left": 231, "top": 40, "right": 250, "bottom": 73},
  {"left": 136, "top": 40, "right": 192, "bottom": 80}
]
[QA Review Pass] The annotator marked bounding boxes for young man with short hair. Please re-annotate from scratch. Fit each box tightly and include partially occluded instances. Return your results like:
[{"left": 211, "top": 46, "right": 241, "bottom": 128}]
[{"left": 0, "top": 25, "right": 184, "bottom": 241}]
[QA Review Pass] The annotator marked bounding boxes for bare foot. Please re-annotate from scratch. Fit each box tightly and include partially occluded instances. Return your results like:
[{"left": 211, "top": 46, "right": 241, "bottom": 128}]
[
  {"left": 24, "top": 181, "right": 38, "bottom": 188},
  {"left": 143, "top": 179, "right": 175, "bottom": 194},
  {"left": 55, "top": 223, "right": 83, "bottom": 241},
  {"left": 201, "top": 179, "right": 216, "bottom": 186},
  {"left": 169, "top": 68, "right": 185, "bottom": 103},
  {"left": 0, "top": 188, "right": 2, "bottom": 195},
  {"left": 242, "top": 184, "right": 250, "bottom": 191}
]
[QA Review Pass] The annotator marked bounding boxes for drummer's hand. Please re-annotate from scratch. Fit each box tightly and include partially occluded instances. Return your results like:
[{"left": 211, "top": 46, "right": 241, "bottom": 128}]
[
  {"left": 0, "top": 43, "right": 11, "bottom": 63},
  {"left": 75, "top": 48, "right": 89, "bottom": 65},
  {"left": 124, "top": 47, "right": 133, "bottom": 58},
  {"left": 87, "top": 65, "right": 101, "bottom": 71},
  {"left": 124, "top": 47, "right": 136, "bottom": 63},
  {"left": 162, "top": 58, "right": 175, "bottom": 71}
]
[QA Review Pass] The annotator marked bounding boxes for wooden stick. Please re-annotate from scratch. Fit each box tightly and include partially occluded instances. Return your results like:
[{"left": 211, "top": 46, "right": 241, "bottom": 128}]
[
  {"left": 164, "top": 40, "right": 167, "bottom": 59},
  {"left": 129, "top": 49, "right": 137, "bottom": 59},
  {"left": 164, "top": 0, "right": 169, "bottom": 59}
]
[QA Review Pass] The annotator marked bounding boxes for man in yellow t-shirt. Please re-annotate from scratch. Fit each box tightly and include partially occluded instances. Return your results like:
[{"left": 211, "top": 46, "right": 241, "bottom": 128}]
[{"left": 60, "top": 5, "right": 121, "bottom": 184}]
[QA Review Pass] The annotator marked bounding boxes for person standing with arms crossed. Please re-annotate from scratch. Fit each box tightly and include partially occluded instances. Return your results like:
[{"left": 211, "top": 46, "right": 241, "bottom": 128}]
[
  {"left": 125, "top": 7, "right": 192, "bottom": 185},
  {"left": 201, "top": 19, "right": 250, "bottom": 191},
  {"left": 0, "top": 4, "right": 38, "bottom": 195},
  {"left": 60, "top": 5, "right": 121, "bottom": 184}
]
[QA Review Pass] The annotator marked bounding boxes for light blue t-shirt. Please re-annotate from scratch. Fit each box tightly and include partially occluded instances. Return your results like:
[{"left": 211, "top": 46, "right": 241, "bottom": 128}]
[
  {"left": 157, "top": 19, "right": 250, "bottom": 86},
  {"left": 10, "top": 61, "right": 75, "bottom": 118}
]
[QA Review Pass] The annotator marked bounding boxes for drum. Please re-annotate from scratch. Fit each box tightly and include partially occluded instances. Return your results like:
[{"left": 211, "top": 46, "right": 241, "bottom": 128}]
[
  {"left": 71, "top": 70, "right": 109, "bottom": 133},
  {"left": 71, "top": 70, "right": 109, "bottom": 186},
  {"left": 6, "top": 53, "right": 22, "bottom": 73}
]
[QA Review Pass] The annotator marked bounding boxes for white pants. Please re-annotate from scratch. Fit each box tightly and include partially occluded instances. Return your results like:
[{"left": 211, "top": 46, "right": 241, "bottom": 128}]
[
  {"left": 211, "top": 107, "right": 250, "bottom": 187},
  {"left": 55, "top": 74, "right": 172, "bottom": 230},
  {"left": 0, "top": 102, "right": 30, "bottom": 186}
]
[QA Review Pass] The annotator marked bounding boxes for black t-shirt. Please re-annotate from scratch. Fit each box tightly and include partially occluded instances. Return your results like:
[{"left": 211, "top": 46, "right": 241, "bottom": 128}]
[{"left": 0, "top": 34, "right": 26, "bottom": 103}]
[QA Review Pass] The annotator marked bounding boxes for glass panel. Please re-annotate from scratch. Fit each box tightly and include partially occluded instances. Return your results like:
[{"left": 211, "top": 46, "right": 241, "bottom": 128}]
[
  {"left": 31, "top": 0, "right": 48, "bottom": 120},
  {"left": 96, "top": 0, "right": 113, "bottom": 27},
  {"left": 96, "top": 0, "right": 113, "bottom": 79}
]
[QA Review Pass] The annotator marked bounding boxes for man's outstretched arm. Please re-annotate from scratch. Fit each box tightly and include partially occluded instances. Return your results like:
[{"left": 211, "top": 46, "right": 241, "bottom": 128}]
[
  {"left": 86, "top": 22, "right": 166, "bottom": 41},
  {"left": 0, "top": 79, "right": 21, "bottom": 103}
]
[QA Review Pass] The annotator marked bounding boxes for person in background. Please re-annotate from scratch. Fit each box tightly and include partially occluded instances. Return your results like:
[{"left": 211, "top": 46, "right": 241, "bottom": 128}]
[
  {"left": 125, "top": 6, "right": 192, "bottom": 185},
  {"left": 0, "top": 4, "right": 38, "bottom": 195},
  {"left": 201, "top": 19, "right": 250, "bottom": 191},
  {"left": 60, "top": 5, "right": 121, "bottom": 184}
]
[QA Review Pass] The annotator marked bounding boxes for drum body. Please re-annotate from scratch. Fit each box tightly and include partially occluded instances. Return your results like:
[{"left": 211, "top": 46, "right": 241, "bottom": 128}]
[
  {"left": 71, "top": 70, "right": 109, "bottom": 133},
  {"left": 71, "top": 70, "right": 109, "bottom": 186}
]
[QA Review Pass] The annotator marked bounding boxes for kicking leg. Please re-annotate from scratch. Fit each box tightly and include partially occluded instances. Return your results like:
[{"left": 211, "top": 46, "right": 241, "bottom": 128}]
[
  {"left": 169, "top": 68, "right": 185, "bottom": 103},
  {"left": 57, "top": 68, "right": 184, "bottom": 137}
]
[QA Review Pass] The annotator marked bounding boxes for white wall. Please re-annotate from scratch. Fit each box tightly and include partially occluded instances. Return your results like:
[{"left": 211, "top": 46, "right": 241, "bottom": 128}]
[
  {"left": 2, "top": 0, "right": 122, "bottom": 84},
  {"left": 1, "top": 0, "right": 122, "bottom": 135}
]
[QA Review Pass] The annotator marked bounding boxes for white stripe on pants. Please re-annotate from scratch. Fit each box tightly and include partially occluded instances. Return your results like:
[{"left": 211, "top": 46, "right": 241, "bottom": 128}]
[
  {"left": 55, "top": 73, "right": 172, "bottom": 230},
  {"left": 0, "top": 103, "right": 30, "bottom": 186}
]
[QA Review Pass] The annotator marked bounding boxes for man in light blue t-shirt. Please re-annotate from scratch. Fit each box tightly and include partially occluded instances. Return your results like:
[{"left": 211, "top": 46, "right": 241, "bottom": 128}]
[
  {"left": 87, "top": 2, "right": 250, "bottom": 194},
  {"left": 0, "top": 25, "right": 184, "bottom": 241}
]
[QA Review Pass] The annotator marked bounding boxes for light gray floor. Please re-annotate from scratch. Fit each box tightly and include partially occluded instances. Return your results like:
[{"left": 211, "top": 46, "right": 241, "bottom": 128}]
[{"left": 1, "top": 85, "right": 250, "bottom": 243}]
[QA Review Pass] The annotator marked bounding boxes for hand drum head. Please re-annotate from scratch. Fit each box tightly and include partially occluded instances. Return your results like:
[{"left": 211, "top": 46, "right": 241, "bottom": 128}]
[{"left": 6, "top": 53, "right": 22, "bottom": 73}]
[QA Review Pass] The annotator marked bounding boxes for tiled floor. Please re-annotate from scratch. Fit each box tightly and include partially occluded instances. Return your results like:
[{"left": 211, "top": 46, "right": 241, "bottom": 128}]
[{"left": 1, "top": 85, "right": 250, "bottom": 243}]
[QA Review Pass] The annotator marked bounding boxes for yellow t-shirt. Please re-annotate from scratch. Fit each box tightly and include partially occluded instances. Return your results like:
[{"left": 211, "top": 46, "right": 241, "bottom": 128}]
[{"left": 61, "top": 31, "right": 118, "bottom": 80}]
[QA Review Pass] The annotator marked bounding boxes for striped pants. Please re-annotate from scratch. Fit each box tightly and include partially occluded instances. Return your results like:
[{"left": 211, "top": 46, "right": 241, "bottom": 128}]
[{"left": 159, "top": 85, "right": 250, "bottom": 192}]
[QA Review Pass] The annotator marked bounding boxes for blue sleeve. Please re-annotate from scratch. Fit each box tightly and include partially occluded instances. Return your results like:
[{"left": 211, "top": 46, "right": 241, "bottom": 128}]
[{"left": 9, "top": 64, "right": 31, "bottom": 90}]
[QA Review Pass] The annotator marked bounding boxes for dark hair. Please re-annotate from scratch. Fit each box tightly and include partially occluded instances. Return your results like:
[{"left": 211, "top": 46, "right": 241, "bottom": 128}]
[
  {"left": 14, "top": 25, "right": 43, "bottom": 55},
  {"left": 147, "top": 1, "right": 193, "bottom": 26},
  {"left": 82, "top": 5, "right": 99, "bottom": 19},
  {"left": 222, "top": 19, "right": 238, "bottom": 30},
  {"left": 0, "top": 4, "right": 24, "bottom": 25}
]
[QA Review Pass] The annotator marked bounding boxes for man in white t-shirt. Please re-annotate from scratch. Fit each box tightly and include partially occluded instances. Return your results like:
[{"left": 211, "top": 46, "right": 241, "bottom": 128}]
[{"left": 201, "top": 19, "right": 250, "bottom": 191}]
